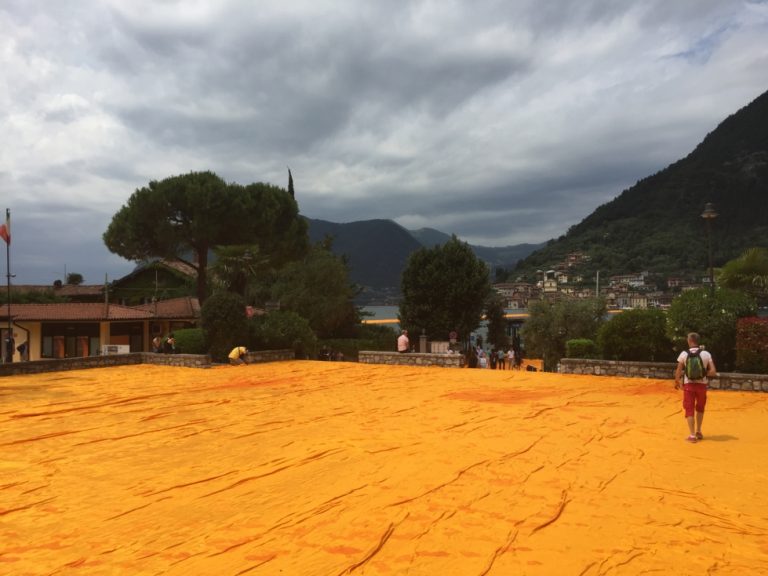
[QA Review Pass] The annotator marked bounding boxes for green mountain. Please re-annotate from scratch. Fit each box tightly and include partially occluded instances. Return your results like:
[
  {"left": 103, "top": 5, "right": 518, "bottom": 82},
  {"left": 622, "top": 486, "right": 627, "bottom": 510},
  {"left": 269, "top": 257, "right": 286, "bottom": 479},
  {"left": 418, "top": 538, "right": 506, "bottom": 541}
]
[
  {"left": 306, "top": 218, "right": 422, "bottom": 292},
  {"left": 306, "top": 219, "right": 541, "bottom": 301},
  {"left": 514, "top": 89, "right": 768, "bottom": 280},
  {"left": 409, "top": 227, "right": 453, "bottom": 246}
]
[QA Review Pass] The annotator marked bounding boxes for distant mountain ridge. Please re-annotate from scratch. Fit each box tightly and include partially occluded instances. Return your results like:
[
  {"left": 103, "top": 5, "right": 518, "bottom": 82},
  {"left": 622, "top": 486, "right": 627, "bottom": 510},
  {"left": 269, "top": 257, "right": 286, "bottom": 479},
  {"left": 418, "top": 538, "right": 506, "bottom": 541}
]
[
  {"left": 306, "top": 218, "right": 542, "bottom": 299},
  {"left": 306, "top": 218, "right": 421, "bottom": 291},
  {"left": 409, "top": 227, "right": 545, "bottom": 268}
]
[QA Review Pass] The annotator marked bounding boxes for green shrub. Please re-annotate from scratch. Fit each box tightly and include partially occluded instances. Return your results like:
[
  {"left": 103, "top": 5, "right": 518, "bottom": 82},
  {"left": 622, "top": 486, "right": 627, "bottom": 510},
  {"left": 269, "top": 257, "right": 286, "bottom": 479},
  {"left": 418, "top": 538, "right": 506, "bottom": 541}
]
[
  {"left": 666, "top": 288, "right": 756, "bottom": 370},
  {"left": 249, "top": 310, "right": 318, "bottom": 358},
  {"left": 598, "top": 309, "right": 673, "bottom": 362},
  {"left": 565, "top": 338, "right": 599, "bottom": 359},
  {"left": 735, "top": 317, "right": 768, "bottom": 374},
  {"left": 201, "top": 292, "right": 248, "bottom": 362},
  {"left": 171, "top": 328, "right": 206, "bottom": 355}
]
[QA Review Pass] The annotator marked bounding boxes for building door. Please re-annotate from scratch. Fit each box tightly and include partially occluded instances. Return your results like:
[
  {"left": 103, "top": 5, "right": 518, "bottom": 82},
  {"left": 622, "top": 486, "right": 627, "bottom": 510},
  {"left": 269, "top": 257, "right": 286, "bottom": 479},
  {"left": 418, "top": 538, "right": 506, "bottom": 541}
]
[{"left": 110, "top": 322, "right": 144, "bottom": 352}]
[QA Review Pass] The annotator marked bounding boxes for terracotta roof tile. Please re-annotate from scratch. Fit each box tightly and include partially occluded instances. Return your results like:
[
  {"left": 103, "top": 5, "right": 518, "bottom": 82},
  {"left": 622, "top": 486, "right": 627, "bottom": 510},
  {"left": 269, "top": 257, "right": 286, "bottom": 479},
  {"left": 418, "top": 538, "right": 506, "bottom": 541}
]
[
  {"left": 0, "top": 303, "right": 153, "bottom": 321},
  {"left": 134, "top": 297, "right": 201, "bottom": 319}
]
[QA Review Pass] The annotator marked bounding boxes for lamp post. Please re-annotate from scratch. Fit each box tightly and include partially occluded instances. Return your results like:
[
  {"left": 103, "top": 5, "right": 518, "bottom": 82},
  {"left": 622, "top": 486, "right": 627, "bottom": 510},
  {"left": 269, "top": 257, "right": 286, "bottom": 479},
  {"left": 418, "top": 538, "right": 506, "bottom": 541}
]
[{"left": 701, "top": 202, "right": 718, "bottom": 296}]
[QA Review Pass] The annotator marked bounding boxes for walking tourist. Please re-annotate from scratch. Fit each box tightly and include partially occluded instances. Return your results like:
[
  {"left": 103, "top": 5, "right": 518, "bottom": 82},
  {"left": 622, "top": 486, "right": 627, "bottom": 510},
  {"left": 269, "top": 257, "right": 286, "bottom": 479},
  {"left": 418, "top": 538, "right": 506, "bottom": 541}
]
[{"left": 674, "top": 332, "right": 717, "bottom": 443}]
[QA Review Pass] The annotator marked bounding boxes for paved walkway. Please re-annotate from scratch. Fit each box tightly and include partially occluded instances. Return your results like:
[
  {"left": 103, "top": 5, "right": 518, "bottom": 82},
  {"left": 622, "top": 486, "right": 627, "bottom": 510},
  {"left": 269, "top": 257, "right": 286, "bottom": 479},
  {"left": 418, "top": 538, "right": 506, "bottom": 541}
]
[{"left": 1, "top": 361, "right": 766, "bottom": 575}]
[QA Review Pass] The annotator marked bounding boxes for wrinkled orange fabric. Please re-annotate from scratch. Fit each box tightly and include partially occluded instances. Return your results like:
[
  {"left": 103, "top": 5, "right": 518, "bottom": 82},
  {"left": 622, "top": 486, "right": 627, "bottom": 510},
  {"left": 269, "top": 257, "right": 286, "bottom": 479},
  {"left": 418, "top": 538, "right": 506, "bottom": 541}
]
[{"left": 1, "top": 361, "right": 766, "bottom": 575}]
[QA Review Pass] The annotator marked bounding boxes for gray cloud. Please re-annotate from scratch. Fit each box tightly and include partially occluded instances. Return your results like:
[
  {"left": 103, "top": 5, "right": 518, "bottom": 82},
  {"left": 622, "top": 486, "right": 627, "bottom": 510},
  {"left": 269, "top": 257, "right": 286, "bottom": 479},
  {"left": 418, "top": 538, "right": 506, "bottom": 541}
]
[{"left": 1, "top": 0, "right": 767, "bottom": 284}]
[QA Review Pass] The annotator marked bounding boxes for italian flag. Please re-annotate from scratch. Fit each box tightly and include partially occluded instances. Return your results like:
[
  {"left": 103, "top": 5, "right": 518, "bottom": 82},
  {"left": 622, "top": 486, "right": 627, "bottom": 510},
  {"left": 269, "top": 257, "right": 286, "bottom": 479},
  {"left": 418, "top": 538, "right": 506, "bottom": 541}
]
[{"left": 0, "top": 209, "right": 9, "bottom": 245}]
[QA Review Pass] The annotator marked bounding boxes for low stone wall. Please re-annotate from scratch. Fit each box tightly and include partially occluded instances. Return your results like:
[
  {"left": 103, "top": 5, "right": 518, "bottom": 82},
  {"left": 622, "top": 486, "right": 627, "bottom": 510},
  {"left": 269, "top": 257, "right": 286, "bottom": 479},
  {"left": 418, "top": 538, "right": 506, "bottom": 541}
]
[
  {"left": 0, "top": 349, "right": 295, "bottom": 377},
  {"left": 558, "top": 358, "right": 675, "bottom": 380},
  {"left": 246, "top": 349, "right": 295, "bottom": 363},
  {"left": 359, "top": 351, "right": 465, "bottom": 368},
  {"left": 558, "top": 358, "right": 768, "bottom": 392},
  {"left": 142, "top": 353, "right": 212, "bottom": 368},
  {"left": 0, "top": 353, "right": 210, "bottom": 376}
]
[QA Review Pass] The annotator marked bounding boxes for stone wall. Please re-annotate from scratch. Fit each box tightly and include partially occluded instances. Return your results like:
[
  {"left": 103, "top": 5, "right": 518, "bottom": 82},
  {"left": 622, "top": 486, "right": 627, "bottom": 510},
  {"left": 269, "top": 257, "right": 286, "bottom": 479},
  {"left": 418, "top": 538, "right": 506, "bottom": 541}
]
[
  {"left": 359, "top": 351, "right": 465, "bottom": 368},
  {"left": 558, "top": 358, "right": 768, "bottom": 392},
  {"left": 0, "top": 349, "right": 295, "bottom": 377},
  {"left": 245, "top": 349, "right": 295, "bottom": 363}
]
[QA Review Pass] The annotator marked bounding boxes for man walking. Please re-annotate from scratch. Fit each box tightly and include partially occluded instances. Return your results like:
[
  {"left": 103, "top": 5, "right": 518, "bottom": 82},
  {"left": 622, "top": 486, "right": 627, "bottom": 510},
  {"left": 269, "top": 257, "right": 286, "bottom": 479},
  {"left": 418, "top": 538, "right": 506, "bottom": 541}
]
[{"left": 674, "top": 332, "right": 717, "bottom": 443}]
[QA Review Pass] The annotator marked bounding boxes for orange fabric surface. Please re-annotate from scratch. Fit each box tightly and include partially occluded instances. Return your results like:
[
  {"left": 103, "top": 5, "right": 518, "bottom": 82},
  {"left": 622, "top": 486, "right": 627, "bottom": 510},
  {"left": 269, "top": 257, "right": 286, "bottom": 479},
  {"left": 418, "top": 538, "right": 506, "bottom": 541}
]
[{"left": 1, "top": 361, "right": 766, "bottom": 575}]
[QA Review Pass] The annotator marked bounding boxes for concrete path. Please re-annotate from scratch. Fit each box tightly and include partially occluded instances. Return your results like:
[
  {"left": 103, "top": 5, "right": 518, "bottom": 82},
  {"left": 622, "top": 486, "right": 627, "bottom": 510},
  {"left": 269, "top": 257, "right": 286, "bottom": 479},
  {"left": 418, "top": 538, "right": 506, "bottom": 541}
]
[{"left": 1, "top": 361, "right": 766, "bottom": 575}]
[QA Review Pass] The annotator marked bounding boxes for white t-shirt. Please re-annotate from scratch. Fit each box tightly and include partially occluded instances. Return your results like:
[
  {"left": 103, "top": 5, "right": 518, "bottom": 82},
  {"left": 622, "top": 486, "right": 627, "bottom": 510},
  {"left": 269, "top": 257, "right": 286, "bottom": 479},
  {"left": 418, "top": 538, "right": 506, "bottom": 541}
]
[
  {"left": 677, "top": 347, "right": 713, "bottom": 383},
  {"left": 397, "top": 334, "right": 409, "bottom": 352}
]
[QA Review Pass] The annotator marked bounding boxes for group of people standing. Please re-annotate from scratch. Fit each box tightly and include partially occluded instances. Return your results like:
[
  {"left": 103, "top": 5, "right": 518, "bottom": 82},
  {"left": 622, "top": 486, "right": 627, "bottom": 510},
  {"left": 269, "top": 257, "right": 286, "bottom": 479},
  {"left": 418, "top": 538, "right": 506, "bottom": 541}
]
[
  {"left": 151, "top": 333, "right": 177, "bottom": 354},
  {"left": 474, "top": 346, "right": 522, "bottom": 370}
]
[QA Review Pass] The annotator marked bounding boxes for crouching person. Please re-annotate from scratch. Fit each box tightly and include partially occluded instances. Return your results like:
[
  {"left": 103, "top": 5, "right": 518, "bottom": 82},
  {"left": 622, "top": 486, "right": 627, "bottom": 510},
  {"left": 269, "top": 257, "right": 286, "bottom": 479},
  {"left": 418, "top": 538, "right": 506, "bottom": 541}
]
[{"left": 229, "top": 346, "right": 249, "bottom": 366}]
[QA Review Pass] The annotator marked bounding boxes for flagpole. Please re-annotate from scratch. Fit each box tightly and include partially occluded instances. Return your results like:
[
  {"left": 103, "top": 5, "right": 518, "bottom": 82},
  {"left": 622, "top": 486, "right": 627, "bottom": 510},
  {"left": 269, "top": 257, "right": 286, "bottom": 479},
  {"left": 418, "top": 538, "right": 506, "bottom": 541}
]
[{"left": 5, "top": 208, "right": 11, "bottom": 363}]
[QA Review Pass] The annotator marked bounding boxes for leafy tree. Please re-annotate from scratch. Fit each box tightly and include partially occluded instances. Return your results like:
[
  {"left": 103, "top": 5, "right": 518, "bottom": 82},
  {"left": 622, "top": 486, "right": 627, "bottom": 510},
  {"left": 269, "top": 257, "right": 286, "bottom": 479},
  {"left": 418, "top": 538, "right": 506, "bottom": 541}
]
[
  {"left": 597, "top": 309, "right": 673, "bottom": 361},
  {"left": 666, "top": 288, "right": 756, "bottom": 371},
  {"left": 399, "top": 236, "right": 490, "bottom": 341},
  {"left": 521, "top": 298, "right": 606, "bottom": 372},
  {"left": 103, "top": 171, "right": 308, "bottom": 303},
  {"left": 718, "top": 247, "right": 768, "bottom": 306},
  {"left": 485, "top": 292, "right": 509, "bottom": 350},
  {"left": 66, "top": 273, "right": 84, "bottom": 285},
  {"left": 249, "top": 310, "right": 317, "bottom": 358},
  {"left": 10, "top": 289, "right": 68, "bottom": 304},
  {"left": 200, "top": 291, "right": 249, "bottom": 362},
  {"left": 565, "top": 338, "right": 599, "bottom": 359},
  {"left": 270, "top": 244, "right": 360, "bottom": 338},
  {"left": 208, "top": 245, "right": 267, "bottom": 302}
]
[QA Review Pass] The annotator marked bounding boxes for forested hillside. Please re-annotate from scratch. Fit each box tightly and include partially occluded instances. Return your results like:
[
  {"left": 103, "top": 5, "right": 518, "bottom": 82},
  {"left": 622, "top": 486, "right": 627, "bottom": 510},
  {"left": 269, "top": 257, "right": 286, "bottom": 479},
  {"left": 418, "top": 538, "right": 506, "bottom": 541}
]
[
  {"left": 514, "top": 89, "right": 768, "bottom": 280},
  {"left": 306, "top": 218, "right": 421, "bottom": 290}
]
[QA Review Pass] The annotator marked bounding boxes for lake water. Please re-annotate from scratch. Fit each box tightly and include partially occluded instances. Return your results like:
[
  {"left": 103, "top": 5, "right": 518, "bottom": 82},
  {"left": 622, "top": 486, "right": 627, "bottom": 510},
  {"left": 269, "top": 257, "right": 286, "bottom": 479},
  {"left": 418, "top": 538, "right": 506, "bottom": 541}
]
[{"left": 361, "top": 305, "right": 399, "bottom": 320}]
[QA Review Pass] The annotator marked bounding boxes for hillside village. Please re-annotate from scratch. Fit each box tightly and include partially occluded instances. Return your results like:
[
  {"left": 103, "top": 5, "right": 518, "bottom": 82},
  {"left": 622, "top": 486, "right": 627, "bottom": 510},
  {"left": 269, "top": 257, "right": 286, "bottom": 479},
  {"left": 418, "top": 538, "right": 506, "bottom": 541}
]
[{"left": 492, "top": 251, "right": 714, "bottom": 311}]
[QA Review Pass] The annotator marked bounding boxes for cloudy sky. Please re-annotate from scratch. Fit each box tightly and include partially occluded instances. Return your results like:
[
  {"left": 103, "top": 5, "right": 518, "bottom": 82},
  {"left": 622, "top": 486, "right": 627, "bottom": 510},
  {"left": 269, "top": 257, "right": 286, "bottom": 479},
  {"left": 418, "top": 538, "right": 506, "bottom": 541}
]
[{"left": 2, "top": 0, "right": 767, "bottom": 284}]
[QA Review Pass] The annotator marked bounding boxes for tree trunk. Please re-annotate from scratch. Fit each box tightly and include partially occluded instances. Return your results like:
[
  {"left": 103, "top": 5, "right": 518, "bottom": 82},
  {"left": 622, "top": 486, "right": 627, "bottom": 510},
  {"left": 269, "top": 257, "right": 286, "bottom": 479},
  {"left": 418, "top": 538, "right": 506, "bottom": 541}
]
[{"left": 196, "top": 247, "right": 208, "bottom": 304}]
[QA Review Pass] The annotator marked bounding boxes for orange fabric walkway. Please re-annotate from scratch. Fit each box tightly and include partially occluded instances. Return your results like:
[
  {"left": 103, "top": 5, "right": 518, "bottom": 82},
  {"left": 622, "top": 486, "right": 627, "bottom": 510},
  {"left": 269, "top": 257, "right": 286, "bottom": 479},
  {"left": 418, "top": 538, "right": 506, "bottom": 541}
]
[{"left": 1, "top": 361, "right": 766, "bottom": 575}]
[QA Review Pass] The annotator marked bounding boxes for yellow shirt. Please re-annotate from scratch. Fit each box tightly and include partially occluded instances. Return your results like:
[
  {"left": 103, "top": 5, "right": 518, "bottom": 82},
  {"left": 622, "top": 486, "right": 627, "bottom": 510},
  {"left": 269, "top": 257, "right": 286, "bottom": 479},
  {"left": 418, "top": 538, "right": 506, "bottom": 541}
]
[{"left": 228, "top": 346, "right": 247, "bottom": 360}]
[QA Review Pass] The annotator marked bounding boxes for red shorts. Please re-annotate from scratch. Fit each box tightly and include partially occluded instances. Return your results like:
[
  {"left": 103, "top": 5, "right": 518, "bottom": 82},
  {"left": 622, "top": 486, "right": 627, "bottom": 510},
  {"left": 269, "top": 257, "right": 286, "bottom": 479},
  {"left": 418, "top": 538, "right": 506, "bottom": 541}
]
[{"left": 683, "top": 383, "right": 707, "bottom": 417}]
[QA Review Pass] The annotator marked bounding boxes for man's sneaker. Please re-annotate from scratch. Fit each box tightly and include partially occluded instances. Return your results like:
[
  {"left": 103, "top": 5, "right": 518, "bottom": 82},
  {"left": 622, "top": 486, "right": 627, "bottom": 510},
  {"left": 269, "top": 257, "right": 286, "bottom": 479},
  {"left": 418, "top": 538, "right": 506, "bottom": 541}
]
[
  {"left": 686, "top": 435, "right": 698, "bottom": 443},
  {"left": 695, "top": 432, "right": 703, "bottom": 440}
]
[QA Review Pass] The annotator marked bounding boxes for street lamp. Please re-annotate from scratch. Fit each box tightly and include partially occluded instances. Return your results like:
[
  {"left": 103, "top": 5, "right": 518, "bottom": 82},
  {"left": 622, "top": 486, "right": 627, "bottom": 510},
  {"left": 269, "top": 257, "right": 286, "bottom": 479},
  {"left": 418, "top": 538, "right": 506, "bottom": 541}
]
[{"left": 701, "top": 202, "right": 718, "bottom": 296}]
